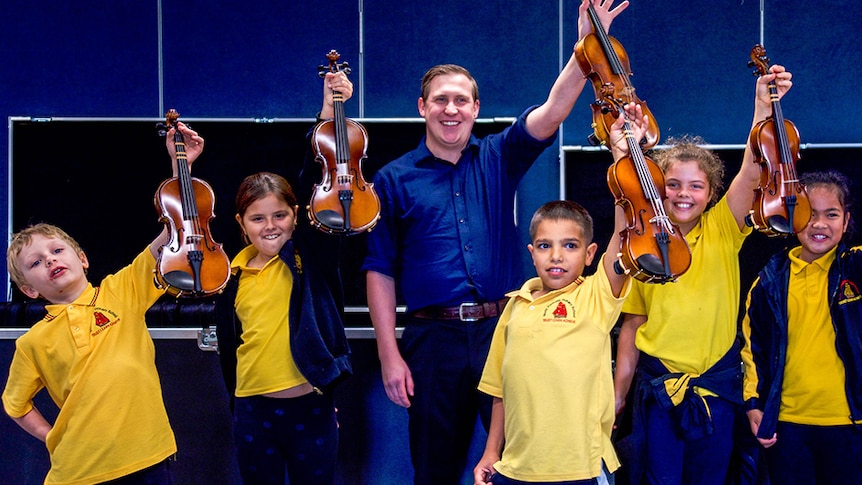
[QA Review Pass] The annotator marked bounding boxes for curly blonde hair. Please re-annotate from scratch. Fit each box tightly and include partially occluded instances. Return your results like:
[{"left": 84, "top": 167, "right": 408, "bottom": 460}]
[{"left": 651, "top": 135, "right": 726, "bottom": 207}]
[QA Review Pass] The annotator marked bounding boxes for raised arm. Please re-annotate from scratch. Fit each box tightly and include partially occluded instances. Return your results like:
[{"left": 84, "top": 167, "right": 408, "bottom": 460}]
[
  {"left": 600, "top": 102, "right": 647, "bottom": 296},
  {"left": 525, "top": 0, "right": 629, "bottom": 140},
  {"left": 319, "top": 71, "right": 354, "bottom": 120},
  {"left": 725, "top": 64, "right": 793, "bottom": 229}
]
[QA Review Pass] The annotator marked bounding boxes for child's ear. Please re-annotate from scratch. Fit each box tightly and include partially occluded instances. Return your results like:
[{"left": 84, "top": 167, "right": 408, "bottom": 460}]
[
  {"left": 585, "top": 242, "right": 599, "bottom": 266},
  {"left": 18, "top": 284, "right": 40, "bottom": 300},
  {"left": 79, "top": 251, "right": 89, "bottom": 270}
]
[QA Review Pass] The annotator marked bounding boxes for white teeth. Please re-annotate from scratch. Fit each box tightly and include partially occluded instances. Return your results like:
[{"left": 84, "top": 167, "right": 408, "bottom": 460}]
[
  {"left": 442, "top": 121, "right": 458, "bottom": 126},
  {"left": 263, "top": 234, "right": 279, "bottom": 240},
  {"left": 676, "top": 203, "right": 693, "bottom": 209}
]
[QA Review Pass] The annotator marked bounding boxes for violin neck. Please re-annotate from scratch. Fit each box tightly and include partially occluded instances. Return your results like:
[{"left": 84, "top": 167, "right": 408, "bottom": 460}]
[
  {"left": 173, "top": 132, "right": 198, "bottom": 220},
  {"left": 332, "top": 91, "right": 350, "bottom": 165},
  {"left": 587, "top": 4, "right": 626, "bottom": 76},
  {"left": 623, "top": 120, "right": 664, "bottom": 205}
]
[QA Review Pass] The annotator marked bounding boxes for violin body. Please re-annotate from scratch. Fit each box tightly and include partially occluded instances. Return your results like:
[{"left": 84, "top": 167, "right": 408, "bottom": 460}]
[
  {"left": 574, "top": 4, "right": 660, "bottom": 149},
  {"left": 745, "top": 44, "right": 810, "bottom": 236},
  {"left": 308, "top": 50, "right": 381, "bottom": 235},
  {"left": 154, "top": 110, "right": 230, "bottom": 297},
  {"left": 607, "top": 153, "right": 691, "bottom": 283},
  {"left": 309, "top": 117, "right": 380, "bottom": 234}
]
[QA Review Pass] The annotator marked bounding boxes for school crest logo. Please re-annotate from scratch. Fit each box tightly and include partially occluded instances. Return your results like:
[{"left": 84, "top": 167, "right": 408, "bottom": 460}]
[
  {"left": 552, "top": 302, "right": 568, "bottom": 318},
  {"left": 94, "top": 311, "right": 110, "bottom": 327},
  {"left": 838, "top": 279, "right": 861, "bottom": 305},
  {"left": 542, "top": 298, "right": 575, "bottom": 323},
  {"left": 294, "top": 251, "right": 303, "bottom": 274},
  {"left": 91, "top": 307, "right": 120, "bottom": 336}
]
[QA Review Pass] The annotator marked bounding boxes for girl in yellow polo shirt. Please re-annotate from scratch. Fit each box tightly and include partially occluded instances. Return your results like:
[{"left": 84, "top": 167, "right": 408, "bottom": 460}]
[
  {"left": 212, "top": 72, "right": 353, "bottom": 485},
  {"left": 612, "top": 66, "right": 794, "bottom": 485},
  {"left": 742, "top": 170, "right": 862, "bottom": 484}
]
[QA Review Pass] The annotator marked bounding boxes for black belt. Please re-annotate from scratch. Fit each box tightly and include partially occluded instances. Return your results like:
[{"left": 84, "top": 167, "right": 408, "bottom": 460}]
[{"left": 412, "top": 298, "right": 509, "bottom": 322}]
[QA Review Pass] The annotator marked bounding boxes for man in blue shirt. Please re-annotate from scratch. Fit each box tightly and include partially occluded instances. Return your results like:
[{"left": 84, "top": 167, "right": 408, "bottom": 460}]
[{"left": 362, "top": 1, "right": 629, "bottom": 482}]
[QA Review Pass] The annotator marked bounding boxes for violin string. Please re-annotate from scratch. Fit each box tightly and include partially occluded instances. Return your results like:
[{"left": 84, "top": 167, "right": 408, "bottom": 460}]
[{"left": 623, "top": 118, "right": 665, "bottom": 222}]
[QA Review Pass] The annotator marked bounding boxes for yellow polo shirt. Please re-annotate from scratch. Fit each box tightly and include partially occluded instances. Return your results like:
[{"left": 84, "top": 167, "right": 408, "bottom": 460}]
[
  {"left": 480, "top": 258, "right": 629, "bottom": 481},
  {"left": 2, "top": 249, "right": 176, "bottom": 485},
  {"left": 231, "top": 245, "right": 306, "bottom": 397},
  {"left": 623, "top": 197, "right": 750, "bottom": 374}
]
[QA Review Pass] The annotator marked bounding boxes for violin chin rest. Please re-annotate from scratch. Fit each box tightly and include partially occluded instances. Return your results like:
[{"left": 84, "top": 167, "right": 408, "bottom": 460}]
[
  {"left": 766, "top": 215, "right": 792, "bottom": 234},
  {"left": 635, "top": 253, "right": 668, "bottom": 278},
  {"left": 315, "top": 210, "right": 345, "bottom": 228},
  {"left": 162, "top": 270, "right": 196, "bottom": 291}
]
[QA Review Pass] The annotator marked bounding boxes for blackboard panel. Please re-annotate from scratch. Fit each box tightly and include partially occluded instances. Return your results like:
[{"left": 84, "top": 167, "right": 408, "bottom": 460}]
[{"left": 9, "top": 118, "right": 513, "bottom": 317}]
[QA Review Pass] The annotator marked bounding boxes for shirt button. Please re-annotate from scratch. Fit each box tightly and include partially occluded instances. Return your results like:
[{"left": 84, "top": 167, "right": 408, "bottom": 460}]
[
  {"left": 459, "top": 218, "right": 465, "bottom": 223},
  {"left": 455, "top": 191, "right": 461, "bottom": 197},
  {"left": 529, "top": 305, "right": 535, "bottom": 310}
]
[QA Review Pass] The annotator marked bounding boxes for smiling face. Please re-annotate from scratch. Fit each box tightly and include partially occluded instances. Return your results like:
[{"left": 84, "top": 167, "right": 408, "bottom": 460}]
[
  {"left": 16, "top": 234, "right": 90, "bottom": 304},
  {"left": 663, "top": 160, "right": 714, "bottom": 234},
  {"left": 417, "top": 73, "right": 479, "bottom": 162},
  {"left": 235, "top": 193, "right": 297, "bottom": 268},
  {"left": 797, "top": 185, "right": 849, "bottom": 263},
  {"left": 528, "top": 218, "right": 597, "bottom": 297}
]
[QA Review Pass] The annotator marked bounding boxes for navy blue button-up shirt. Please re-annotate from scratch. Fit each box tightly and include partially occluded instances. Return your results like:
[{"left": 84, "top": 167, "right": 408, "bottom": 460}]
[{"left": 362, "top": 107, "right": 555, "bottom": 311}]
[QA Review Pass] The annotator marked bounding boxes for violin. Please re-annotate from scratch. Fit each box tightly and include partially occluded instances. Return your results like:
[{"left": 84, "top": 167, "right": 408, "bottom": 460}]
[
  {"left": 154, "top": 110, "right": 230, "bottom": 297},
  {"left": 574, "top": 1, "right": 660, "bottom": 148},
  {"left": 605, "top": 100, "right": 691, "bottom": 283},
  {"left": 308, "top": 50, "right": 380, "bottom": 235},
  {"left": 745, "top": 44, "right": 810, "bottom": 236}
]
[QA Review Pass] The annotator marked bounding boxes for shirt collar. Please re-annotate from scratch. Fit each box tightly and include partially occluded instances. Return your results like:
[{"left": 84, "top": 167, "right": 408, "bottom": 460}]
[
  {"left": 231, "top": 244, "right": 278, "bottom": 273},
  {"left": 789, "top": 245, "right": 837, "bottom": 275},
  {"left": 514, "top": 276, "right": 585, "bottom": 301},
  {"left": 414, "top": 135, "right": 480, "bottom": 165},
  {"left": 45, "top": 283, "right": 97, "bottom": 316}
]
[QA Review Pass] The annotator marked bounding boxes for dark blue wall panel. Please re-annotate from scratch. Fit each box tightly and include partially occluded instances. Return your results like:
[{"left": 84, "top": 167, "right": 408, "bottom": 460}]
[
  {"left": 363, "top": 0, "right": 560, "bottom": 118},
  {"left": 160, "top": 2, "right": 360, "bottom": 118}
]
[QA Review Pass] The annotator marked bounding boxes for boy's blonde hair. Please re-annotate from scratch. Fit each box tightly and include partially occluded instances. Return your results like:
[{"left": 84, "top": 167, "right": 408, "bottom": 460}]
[{"left": 7, "top": 223, "right": 84, "bottom": 287}]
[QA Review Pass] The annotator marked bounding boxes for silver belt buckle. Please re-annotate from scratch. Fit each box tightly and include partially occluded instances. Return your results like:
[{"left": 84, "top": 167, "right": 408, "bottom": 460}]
[{"left": 458, "top": 302, "right": 481, "bottom": 322}]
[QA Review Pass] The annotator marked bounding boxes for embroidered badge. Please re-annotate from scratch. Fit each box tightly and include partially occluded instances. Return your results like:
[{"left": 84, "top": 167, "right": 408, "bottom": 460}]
[
  {"left": 94, "top": 311, "right": 110, "bottom": 327},
  {"left": 91, "top": 306, "right": 120, "bottom": 336},
  {"left": 542, "top": 298, "right": 576, "bottom": 323},
  {"left": 294, "top": 251, "right": 303, "bottom": 274},
  {"left": 552, "top": 302, "right": 568, "bottom": 318},
  {"left": 838, "top": 279, "right": 861, "bottom": 305}
]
